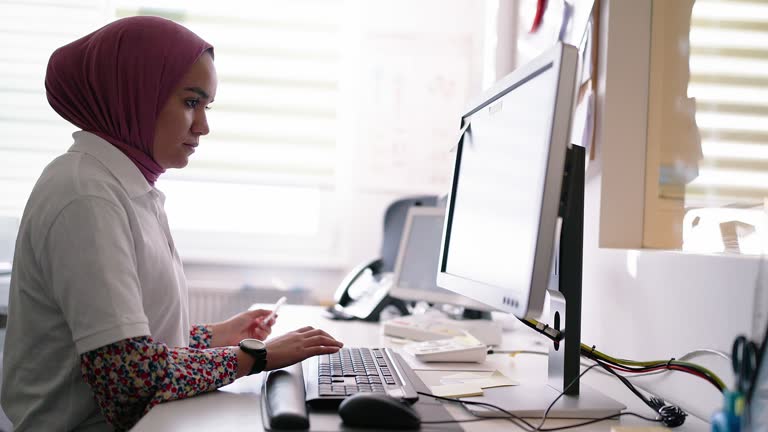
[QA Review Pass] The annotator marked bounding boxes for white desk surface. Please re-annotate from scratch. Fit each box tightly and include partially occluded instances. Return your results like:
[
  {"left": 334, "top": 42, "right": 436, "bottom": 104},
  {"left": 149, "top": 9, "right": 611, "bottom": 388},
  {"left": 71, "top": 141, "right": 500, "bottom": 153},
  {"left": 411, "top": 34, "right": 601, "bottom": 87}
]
[{"left": 132, "top": 305, "right": 709, "bottom": 431}]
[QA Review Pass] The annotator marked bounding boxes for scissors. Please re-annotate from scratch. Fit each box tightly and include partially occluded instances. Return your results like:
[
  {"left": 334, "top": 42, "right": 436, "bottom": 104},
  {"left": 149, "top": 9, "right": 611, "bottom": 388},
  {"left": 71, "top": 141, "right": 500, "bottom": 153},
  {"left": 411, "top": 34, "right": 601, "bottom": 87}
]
[{"left": 732, "top": 335, "right": 758, "bottom": 396}]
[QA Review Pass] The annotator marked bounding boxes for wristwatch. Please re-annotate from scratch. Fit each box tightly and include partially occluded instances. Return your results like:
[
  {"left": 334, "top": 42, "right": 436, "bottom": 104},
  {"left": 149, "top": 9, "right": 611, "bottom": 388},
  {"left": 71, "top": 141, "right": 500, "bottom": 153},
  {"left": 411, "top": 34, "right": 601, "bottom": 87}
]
[{"left": 238, "top": 338, "right": 268, "bottom": 375}]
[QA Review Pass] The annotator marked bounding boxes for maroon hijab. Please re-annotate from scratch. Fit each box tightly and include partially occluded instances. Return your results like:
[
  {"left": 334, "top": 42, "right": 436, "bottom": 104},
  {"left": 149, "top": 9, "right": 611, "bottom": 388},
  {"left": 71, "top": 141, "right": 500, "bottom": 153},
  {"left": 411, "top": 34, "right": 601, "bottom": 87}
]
[{"left": 45, "top": 16, "right": 213, "bottom": 185}]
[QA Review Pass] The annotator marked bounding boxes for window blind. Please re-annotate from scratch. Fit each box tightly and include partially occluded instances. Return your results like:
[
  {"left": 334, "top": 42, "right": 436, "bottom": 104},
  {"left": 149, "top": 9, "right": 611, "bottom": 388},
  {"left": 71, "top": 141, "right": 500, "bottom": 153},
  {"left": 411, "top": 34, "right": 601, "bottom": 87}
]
[
  {"left": 0, "top": 0, "right": 103, "bottom": 216},
  {"left": 681, "top": 0, "right": 768, "bottom": 206},
  {"left": 116, "top": 1, "right": 342, "bottom": 189},
  {"left": 0, "top": 0, "right": 342, "bottom": 262}
]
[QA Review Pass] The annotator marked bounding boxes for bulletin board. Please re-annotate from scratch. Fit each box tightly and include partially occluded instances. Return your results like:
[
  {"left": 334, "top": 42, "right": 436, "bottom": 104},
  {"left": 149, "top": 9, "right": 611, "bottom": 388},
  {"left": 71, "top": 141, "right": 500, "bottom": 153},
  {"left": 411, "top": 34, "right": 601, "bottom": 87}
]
[{"left": 572, "top": 0, "right": 600, "bottom": 163}]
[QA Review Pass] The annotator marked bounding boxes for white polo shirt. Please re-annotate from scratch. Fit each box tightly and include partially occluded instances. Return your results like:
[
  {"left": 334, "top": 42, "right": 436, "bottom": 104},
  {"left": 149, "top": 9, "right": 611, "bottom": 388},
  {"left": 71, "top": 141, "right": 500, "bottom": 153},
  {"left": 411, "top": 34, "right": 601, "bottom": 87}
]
[{"left": 1, "top": 131, "right": 190, "bottom": 431}]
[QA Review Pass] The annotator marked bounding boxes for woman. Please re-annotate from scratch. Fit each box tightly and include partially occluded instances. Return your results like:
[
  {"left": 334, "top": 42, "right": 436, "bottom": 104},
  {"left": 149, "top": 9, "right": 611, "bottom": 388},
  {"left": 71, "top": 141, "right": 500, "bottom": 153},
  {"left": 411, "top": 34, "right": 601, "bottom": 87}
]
[{"left": 1, "top": 16, "right": 343, "bottom": 431}]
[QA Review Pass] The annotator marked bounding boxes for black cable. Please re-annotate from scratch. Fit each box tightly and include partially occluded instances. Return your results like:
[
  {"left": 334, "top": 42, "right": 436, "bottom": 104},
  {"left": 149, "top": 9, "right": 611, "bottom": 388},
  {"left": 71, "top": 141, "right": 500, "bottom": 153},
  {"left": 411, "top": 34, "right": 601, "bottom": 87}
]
[
  {"left": 487, "top": 349, "right": 548, "bottom": 356},
  {"left": 534, "top": 412, "right": 662, "bottom": 431},
  {"left": 419, "top": 357, "right": 687, "bottom": 430},
  {"left": 417, "top": 389, "right": 662, "bottom": 431},
  {"left": 593, "top": 359, "right": 687, "bottom": 427},
  {"left": 417, "top": 391, "right": 538, "bottom": 431},
  {"left": 535, "top": 364, "right": 599, "bottom": 430}
]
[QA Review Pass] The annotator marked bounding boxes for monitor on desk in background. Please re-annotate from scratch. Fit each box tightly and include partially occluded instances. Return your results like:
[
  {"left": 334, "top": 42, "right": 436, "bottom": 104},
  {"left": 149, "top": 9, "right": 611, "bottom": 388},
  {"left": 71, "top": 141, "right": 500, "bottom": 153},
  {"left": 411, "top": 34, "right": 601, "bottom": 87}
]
[
  {"left": 436, "top": 42, "right": 576, "bottom": 320},
  {"left": 389, "top": 206, "right": 492, "bottom": 313}
]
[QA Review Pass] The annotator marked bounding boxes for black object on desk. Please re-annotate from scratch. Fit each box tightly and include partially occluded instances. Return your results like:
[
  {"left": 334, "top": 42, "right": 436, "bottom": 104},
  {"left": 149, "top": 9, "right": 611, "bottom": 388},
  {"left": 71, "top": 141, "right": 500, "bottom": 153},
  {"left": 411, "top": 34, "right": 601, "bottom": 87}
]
[
  {"left": 261, "top": 363, "right": 310, "bottom": 430},
  {"left": 338, "top": 392, "right": 420, "bottom": 430}
]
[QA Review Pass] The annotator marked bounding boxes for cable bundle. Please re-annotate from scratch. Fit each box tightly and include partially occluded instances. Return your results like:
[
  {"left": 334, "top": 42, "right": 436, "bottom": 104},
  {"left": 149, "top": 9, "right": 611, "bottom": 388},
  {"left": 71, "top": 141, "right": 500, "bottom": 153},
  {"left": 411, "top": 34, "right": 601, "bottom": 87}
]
[
  {"left": 580, "top": 344, "right": 726, "bottom": 392},
  {"left": 518, "top": 317, "right": 726, "bottom": 393}
]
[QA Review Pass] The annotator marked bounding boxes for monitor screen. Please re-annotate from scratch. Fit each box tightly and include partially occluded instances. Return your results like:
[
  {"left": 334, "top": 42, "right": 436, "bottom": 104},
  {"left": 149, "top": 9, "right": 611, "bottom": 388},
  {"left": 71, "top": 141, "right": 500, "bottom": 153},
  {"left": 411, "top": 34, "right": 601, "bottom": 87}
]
[
  {"left": 390, "top": 206, "right": 493, "bottom": 311},
  {"left": 436, "top": 43, "right": 578, "bottom": 319}
]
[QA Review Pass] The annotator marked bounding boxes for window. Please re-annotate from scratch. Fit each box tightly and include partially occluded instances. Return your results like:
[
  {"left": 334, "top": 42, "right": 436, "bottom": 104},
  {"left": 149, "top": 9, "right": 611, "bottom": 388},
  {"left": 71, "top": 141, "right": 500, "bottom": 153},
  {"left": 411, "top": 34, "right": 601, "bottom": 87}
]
[
  {"left": 646, "top": 0, "right": 768, "bottom": 254},
  {"left": 0, "top": 0, "right": 492, "bottom": 266}
]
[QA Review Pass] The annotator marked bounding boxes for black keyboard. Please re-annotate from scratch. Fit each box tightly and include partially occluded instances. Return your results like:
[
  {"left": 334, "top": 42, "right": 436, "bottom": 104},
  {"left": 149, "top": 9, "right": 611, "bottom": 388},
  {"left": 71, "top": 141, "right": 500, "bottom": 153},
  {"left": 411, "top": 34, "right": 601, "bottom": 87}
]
[{"left": 303, "top": 347, "right": 419, "bottom": 408}]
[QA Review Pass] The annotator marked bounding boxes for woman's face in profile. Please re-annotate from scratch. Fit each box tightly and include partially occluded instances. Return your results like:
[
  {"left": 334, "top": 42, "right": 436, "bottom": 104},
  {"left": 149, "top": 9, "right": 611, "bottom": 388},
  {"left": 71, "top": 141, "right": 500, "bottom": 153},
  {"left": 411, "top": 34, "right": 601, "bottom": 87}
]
[{"left": 153, "top": 52, "right": 217, "bottom": 169}]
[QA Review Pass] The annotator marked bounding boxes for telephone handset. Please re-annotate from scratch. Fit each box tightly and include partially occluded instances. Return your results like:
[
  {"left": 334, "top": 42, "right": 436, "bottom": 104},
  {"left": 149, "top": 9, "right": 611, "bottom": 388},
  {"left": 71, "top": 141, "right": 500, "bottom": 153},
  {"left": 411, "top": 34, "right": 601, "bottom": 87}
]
[{"left": 326, "top": 258, "right": 407, "bottom": 322}]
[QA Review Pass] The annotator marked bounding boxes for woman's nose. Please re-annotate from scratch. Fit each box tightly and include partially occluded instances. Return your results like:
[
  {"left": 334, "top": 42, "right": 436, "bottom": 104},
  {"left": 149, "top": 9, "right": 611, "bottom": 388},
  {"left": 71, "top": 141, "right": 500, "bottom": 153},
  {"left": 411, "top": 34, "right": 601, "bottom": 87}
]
[{"left": 192, "top": 111, "right": 209, "bottom": 136}]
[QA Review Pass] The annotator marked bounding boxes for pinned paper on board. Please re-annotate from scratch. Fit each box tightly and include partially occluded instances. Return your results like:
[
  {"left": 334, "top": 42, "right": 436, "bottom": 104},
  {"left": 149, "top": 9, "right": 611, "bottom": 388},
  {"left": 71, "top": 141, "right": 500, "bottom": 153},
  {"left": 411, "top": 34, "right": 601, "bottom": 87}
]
[{"left": 573, "top": 0, "right": 600, "bottom": 163}]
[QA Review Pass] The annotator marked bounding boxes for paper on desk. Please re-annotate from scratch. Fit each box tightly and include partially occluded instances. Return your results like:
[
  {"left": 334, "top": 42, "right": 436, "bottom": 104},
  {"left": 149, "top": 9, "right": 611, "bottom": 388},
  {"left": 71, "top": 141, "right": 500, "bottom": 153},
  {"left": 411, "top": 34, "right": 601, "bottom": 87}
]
[
  {"left": 440, "top": 370, "right": 517, "bottom": 389},
  {"left": 397, "top": 349, "right": 495, "bottom": 372},
  {"left": 385, "top": 336, "right": 411, "bottom": 345},
  {"left": 429, "top": 383, "right": 484, "bottom": 398}
]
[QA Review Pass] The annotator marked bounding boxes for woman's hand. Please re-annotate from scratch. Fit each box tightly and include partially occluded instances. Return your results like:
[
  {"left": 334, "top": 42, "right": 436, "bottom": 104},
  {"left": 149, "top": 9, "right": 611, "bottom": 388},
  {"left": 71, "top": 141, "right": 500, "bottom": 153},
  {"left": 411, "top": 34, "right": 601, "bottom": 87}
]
[
  {"left": 210, "top": 309, "right": 276, "bottom": 348},
  {"left": 264, "top": 326, "right": 343, "bottom": 371}
]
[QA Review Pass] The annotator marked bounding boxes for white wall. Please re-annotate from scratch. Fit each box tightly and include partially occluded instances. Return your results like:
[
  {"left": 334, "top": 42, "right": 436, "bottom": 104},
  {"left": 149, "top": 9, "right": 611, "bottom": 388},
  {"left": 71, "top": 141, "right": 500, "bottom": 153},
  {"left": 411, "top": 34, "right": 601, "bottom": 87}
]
[
  {"left": 581, "top": 0, "right": 760, "bottom": 421},
  {"left": 512, "top": 0, "right": 762, "bottom": 420}
]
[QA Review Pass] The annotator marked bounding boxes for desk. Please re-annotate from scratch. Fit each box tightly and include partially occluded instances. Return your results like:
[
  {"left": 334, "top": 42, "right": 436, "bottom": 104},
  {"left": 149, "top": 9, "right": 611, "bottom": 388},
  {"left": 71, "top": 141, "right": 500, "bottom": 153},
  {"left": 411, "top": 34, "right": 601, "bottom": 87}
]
[{"left": 133, "top": 305, "right": 709, "bottom": 431}]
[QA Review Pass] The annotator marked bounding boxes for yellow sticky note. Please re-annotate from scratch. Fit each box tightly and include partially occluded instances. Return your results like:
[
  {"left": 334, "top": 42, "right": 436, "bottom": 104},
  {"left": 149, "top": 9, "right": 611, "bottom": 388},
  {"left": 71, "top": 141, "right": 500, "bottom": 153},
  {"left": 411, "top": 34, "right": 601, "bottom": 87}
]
[
  {"left": 430, "top": 383, "right": 484, "bottom": 398},
  {"left": 471, "top": 375, "right": 517, "bottom": 389},
  {"left": 440, "top": 370, "right": 517, "bottom": 389},
  {"left": 441, "top": 371, "right": 493, "bottom": 380}
]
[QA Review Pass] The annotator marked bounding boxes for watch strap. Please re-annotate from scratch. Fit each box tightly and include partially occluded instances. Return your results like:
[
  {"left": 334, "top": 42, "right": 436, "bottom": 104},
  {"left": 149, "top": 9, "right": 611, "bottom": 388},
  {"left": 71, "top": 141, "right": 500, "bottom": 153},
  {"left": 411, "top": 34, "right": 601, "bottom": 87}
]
[
  {"left": 239, "top": 341, "right": 268, "bottom": 375},
  {"left": 249, "top": 350, "right": 267, "bottom": 375}
]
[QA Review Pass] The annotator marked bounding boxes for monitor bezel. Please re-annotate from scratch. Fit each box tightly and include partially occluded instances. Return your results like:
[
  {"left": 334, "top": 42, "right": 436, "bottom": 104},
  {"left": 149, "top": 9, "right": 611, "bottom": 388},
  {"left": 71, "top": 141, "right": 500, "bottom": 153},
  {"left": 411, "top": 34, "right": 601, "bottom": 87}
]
[
  {"left": 436, "top": 42, "right": 578, "bottom": 319},
  {"left": 389, "top": 206, "right": 495, "bottom": 311}
]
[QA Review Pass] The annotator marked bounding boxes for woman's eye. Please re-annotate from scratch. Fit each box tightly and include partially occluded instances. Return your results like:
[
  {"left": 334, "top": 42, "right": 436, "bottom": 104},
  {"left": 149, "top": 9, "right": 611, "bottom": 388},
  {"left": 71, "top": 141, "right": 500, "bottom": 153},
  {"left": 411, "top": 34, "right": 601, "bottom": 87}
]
[{"left": 185, "top": 99, "right": 199, "bottom": 109}]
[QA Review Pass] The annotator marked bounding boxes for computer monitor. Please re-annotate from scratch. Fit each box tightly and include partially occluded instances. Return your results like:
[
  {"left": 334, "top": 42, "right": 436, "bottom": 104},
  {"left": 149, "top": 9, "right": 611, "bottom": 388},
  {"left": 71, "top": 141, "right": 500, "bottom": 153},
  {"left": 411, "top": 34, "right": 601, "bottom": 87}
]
[
  {"left": 434, "top": 42, "right": 625, "bottom": 417},
  {"left": 389, "top": 206, "right": 493, "bottom": 313},
  {"left": 436, "top": 42, "right": 577, "bottom": 320}
]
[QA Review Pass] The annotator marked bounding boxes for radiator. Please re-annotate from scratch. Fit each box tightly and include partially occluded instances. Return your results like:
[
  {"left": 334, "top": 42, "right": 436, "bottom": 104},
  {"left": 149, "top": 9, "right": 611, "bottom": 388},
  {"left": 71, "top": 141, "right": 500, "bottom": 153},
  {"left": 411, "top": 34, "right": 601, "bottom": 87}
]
[{"left": 187, "top": 286, "right": 311, "bottom": 324}]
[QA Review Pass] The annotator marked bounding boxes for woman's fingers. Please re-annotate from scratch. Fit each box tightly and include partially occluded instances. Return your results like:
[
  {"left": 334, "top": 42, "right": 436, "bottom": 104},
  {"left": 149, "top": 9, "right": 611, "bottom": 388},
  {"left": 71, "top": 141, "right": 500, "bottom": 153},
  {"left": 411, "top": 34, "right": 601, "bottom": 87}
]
[
  {"left": 263, "top": 327, "right": 344, "bottom": 370},
  {"left": 298, "top": 328, "right": 334, "bottom": 339},
  {"left": 246, "top": 309, "right": 272, "bottom": 318},
  {"left": 303, "top": 335, "right": 343, "bottom": 348},
  {"left": 253, "top": 316, "right": 276, "bottom": 329},
  {"left": 306, "top": 345, "right": 342, "bottom": 356}
]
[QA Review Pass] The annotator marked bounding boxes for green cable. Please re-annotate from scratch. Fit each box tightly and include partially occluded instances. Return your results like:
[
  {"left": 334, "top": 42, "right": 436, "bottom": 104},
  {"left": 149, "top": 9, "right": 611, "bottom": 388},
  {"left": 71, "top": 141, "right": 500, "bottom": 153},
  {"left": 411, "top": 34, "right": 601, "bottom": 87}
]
[{"left": 522, "top": 317, "right": 727, "bottom": 391}]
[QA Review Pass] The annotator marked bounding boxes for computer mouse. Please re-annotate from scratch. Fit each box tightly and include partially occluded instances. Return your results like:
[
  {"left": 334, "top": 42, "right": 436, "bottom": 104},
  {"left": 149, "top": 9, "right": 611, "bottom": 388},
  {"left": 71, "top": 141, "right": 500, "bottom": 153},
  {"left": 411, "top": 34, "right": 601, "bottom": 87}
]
[{"left": 338, "top": 392, "right": 421, "bottom": 430}]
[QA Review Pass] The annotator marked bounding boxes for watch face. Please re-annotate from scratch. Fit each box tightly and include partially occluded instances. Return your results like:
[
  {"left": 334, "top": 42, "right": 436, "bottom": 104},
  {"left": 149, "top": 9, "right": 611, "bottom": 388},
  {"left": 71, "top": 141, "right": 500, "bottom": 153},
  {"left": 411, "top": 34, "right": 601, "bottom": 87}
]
[{"left": 241, "top": 338, "right": 266, "bottom": 350}]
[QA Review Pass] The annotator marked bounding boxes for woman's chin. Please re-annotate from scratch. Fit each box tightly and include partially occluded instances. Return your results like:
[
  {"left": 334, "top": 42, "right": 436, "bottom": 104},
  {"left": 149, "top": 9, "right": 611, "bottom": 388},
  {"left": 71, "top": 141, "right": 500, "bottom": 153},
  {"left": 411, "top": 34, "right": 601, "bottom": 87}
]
[{"left": 159, "top": 157, "right": 190, "bottom": 170}]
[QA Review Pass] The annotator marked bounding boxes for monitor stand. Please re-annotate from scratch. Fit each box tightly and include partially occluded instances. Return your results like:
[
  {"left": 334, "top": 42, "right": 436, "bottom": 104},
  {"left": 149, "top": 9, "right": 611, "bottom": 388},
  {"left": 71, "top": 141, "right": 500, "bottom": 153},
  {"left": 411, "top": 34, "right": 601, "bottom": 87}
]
[{"left": 461, "top": 145, "right": 625, "bottom": 418}]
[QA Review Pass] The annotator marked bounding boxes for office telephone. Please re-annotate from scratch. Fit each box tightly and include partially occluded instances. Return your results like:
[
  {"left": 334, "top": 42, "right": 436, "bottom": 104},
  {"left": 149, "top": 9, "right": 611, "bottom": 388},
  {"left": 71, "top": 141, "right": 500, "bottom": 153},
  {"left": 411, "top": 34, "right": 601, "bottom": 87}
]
[
  {"left": 326, "top": 258, "right": 407, "bottom": 322},
  {"left": 326, "top": 195, "right": 438, "bottom": 322}
]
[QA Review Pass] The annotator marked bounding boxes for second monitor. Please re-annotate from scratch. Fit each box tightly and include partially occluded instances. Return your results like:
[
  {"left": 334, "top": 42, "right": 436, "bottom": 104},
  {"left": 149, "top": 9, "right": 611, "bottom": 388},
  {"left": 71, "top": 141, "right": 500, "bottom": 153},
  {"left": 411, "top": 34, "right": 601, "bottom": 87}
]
[{"left": 390, "top": 205, "right": 493, "bottom": 315}]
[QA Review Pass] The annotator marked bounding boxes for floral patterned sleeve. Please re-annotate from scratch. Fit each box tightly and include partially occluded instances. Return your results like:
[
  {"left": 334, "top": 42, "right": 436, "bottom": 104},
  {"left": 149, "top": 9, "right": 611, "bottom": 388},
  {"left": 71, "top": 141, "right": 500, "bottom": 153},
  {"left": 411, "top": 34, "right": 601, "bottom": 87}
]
[
  {"left": 189, "top": 324, "right": 213, "bottom": 349},
  {"left": 80, "top": 336, "right": 238, "bottom": 431}
]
